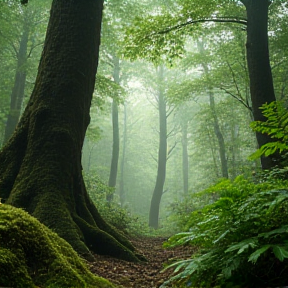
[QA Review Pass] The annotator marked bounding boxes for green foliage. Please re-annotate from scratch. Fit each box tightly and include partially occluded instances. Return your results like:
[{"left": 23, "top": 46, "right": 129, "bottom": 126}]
[
  {"left": 84, "top": 171, "right": 154, "bottom": 236},
  {"left": 249, "top": 101, "right": 288, "bottom": 160},
  {"left": 122, "top": 0, "right": 246, "bottom": 64},
  {"left": 163, "top": 176, "right": 288, "bottom": 287},
  {"left": 95, "top": 74, "right": 126, "bottom": 106},
  {"left": 168, "top": 176, "right": 276, "bottom": 231}
]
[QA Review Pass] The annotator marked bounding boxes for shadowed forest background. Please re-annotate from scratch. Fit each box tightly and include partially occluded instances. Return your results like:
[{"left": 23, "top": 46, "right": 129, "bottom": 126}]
[{"left": 0, "top": 0, "right": 288, "bottom": 287}]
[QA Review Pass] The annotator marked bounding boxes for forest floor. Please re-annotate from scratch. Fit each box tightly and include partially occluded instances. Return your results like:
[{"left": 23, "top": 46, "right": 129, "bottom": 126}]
[{"left": 89, "top": 237, "right": 195, "bottom": 288}]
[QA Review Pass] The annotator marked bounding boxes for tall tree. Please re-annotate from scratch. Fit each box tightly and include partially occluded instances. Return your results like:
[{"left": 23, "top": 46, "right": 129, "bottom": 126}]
[
  {"left": 124, "top": 0, "right": 278, "bottom": 169},
  {"left": 0, "top": 2, "right": 49, "bottom": 146},
  {"left": 119, "top": 101, "right": 128, "bottom": 206},
  {"left": 242, "top": 0, "right": 276, "bottom": 169},
  {"left": 0, "top": 0, "right": 138, "bottom": 261},
  {"left": 107, "top": 56, "right": 120, "bottom": 202},
  {"left": 181, "top": 118, "right": 189, "bottom": 194},
  {"left": 3, "top": 8, "right": 30, "bottom": 143},
  {"left": 149, "top": 65, "right": 168, "bottom": 229},
  {"left": 198, "top": 40, "right": 229, "bottom": 178}
]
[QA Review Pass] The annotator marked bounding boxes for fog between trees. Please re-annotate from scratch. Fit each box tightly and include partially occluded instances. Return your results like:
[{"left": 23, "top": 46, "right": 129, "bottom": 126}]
[{"left": 0, "top": 0, "right": 287, "bottom": 232}]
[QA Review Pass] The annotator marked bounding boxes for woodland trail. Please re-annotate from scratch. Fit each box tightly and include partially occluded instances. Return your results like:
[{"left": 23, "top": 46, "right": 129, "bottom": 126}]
[{"left": 89, "top": 237, "right": 194, "bottom": 288}]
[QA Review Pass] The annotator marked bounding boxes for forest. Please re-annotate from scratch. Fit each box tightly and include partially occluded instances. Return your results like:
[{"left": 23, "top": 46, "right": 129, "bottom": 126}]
[{"left": 0, "top": 0, "right": 288, "bottom": 287}]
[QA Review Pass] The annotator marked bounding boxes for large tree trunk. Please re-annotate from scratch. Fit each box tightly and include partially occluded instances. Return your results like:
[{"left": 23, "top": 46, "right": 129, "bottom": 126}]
[
  {"left": 4, "top": 12, "right": 29, "bottom": 144},
  {"left": 242, "top": 0, "right": 276, "bottom": 169},
  {"left": 149, "top": 65, "right": 167, "bottom": 229},
  {"left": 0, "top": 0, "right": 138, "bottom": 262},
  {"left": 107, "top": 56, "right": 120, "bottom": 202}
]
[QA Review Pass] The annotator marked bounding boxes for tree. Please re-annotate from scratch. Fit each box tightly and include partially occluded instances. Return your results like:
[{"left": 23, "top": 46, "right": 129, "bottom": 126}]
[
  {"left": 107, "top": 57, "right": 120, "bottom": 202},
  {"left": 149, "top": 65, "right": 168, "bottom": 229},
  {"left": 124, "top": 0, "right": 278, "bottom": 169},
  {"left": 198, "top": 40, "right": 229, "bottom": 178},
  {"left": 180, "top": 116, "right": 189, "bottom": 194},
  {"left": 3, "top": 2, "right": 49, "bottom": 144},
  {"left": 0, "top": 0, "right": 139, "bottom": 262},
  {"left": 3, "top": 10, "right": 29, "bottom": 144},
  {"left": 98, "top": 0, "right": 147, "bottom": 202},
  {"left": 119, "top": 101, "right": 128, "bottom": 206},
  {"left": 242, "top": 0, "right": 276, "bottom": 169}
]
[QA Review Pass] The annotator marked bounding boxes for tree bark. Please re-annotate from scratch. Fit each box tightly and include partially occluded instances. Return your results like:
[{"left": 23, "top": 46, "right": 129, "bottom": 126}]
[
  {"left": 243, "top": 0, "right": 276, "bottom": 169},
  {"left": 198, "top": 40, "right": 229, "bottom": 178},
  {"left": 0, "top": 0, "right": 138, "bottom": 262},
  {"left": 149, "top": 65, "right": 167, "bottom": 229},
  {"left": 107, "top": 56, "right": 120, "bottom": 202},
  {"left": 181, "top": 120, "right": 189, "bottom": 194},
  {"left": 209, "top": 92, "right": 229, "bottom": 178},
  {"left": 119, "top": 101, "right": 127, "bottom": 206},
  {"left": 4, "top": 12, "right": 29, "bottom": 144}
]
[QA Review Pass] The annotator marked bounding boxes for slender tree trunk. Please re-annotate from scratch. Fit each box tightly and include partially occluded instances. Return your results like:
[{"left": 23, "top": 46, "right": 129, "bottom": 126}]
[
  {"left": 149, "top": 65, "right": 167, "bottom": 229},
  {"left": 4, "top": 14, "right": 29, "bottom": 144},
  {"left": 209, "top": 92, "right": 229, "bottom": 178},
  {"left": 181, "top": 120, "right": 189, "bottom": 194},
  {"left": 231, "top": 124, "right": 239, "bottom": 179},
  {"left": 198, "top": 41, "right": 228, "bottom": 178},
  {"left": 107, "top": 56, "right": 120, "bottom": 202},
  {"left": 0, "top": 0, "right": 138, "bottom": 262},
  {"left": 119, "top": 102, "right": 127, "bottom": 207},
  {"left": 206, "top": 124, "right": 220, "bottom": 179},
  {"left": 243, "top": 0, "right": 276, "bottom": 169}
]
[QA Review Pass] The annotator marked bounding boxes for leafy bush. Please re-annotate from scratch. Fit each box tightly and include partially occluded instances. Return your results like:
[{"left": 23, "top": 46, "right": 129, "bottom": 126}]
[
  {"left": 84, "top": 171, "right": 153, "bottom": 236},
  {"left": 162, "top": 176, "right": 288, "bottom": 287},
  {"left": 167, "top": 176, "right": 280, "bottom": 231}
]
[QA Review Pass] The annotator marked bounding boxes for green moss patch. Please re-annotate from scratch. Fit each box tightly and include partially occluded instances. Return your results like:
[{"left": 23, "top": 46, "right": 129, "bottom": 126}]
[{"left": 0, "top": 204, "right": 114, "bottom": 288}]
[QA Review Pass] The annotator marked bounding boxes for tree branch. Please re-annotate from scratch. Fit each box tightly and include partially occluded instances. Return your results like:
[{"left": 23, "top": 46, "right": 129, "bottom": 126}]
[
  {"left": 219, "top": 86, "right": 252, "bottom": 111},
  {"left": 226, "top": 61, "right": 244, "bottom": 102},
  {"left": 166, "top": 105, "right": 176, "bottom": 118},
  {"left": 151, "top": 17, "right": 247, "bottom": 37},
  {"left": 167, "top": 141, "right": 178, "bottom": 160},
  {"left": 27, "top": 41, "right": 44, "bottom": 58},
  {"left": 149, "top": 152, "right": 158, "bottom": 163}
]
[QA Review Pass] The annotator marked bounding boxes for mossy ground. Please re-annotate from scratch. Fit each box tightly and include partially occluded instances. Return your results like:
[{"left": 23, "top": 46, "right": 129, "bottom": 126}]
[{"left": 0, "top": 204, "right": 114, "bottom": 288}]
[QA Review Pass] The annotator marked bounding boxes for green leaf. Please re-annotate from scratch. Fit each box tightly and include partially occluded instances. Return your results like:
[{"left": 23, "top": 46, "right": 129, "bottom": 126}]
[
  {"left": 248, "top": 245, "right": 271, "bottom": 264},
  {"left": 272, "top": 245, "right": 288, "bottom": 262},
  {"left": 259, "top": 225, "right": 288, "bottom": 239},
  {"left": 213, "top": 229, "right": 230, "bottom": 244},
  {"left": 225, "top": 238, "right": 258, "bottom": 254}
]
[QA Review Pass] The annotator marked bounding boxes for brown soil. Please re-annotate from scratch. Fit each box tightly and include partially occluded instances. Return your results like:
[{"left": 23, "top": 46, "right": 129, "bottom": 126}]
[{"left": 88, "top": 237, "right": 194, "bottom": 288}]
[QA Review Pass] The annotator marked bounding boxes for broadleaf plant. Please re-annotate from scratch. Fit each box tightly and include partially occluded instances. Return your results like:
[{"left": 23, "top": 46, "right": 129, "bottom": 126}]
[{"left": 162, "top": 176, "right": 288, "bottom": 287}]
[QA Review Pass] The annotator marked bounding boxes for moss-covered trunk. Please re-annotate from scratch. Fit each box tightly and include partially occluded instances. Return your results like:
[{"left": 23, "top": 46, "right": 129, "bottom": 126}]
[{"left": 0, "top": 0, "right": 138, "bottom": 262}]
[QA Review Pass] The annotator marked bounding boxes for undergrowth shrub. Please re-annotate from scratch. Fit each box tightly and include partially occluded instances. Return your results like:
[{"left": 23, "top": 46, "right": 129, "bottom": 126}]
[
  {"left": 84, "top": 171, "right": 153, "bottom": 236},
  {"left": 162, "top": 175, "right": 288, "bottom": 287},
  {"left": 167, "top": 176, "right": 281, "bottom": 231}
]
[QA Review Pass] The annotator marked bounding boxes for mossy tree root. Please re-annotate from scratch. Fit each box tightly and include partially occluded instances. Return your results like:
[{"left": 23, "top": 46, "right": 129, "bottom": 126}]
[{"left": 73, "top": 214, "right": 139, "bottom": 262}]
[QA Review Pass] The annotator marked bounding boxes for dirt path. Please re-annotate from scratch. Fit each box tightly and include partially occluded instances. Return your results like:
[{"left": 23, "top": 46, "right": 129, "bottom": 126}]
[{"left": 89, "top": 237, "right": 194, "bottom": 288}]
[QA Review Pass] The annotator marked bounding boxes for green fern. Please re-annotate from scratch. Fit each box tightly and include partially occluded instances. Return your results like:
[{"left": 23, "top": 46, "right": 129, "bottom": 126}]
[
  {"left": 163, "top": 177, "right": 288, "bottom": 287},
  {"left": 249, "top": 101, "right": 288, "bottom": 160}
]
